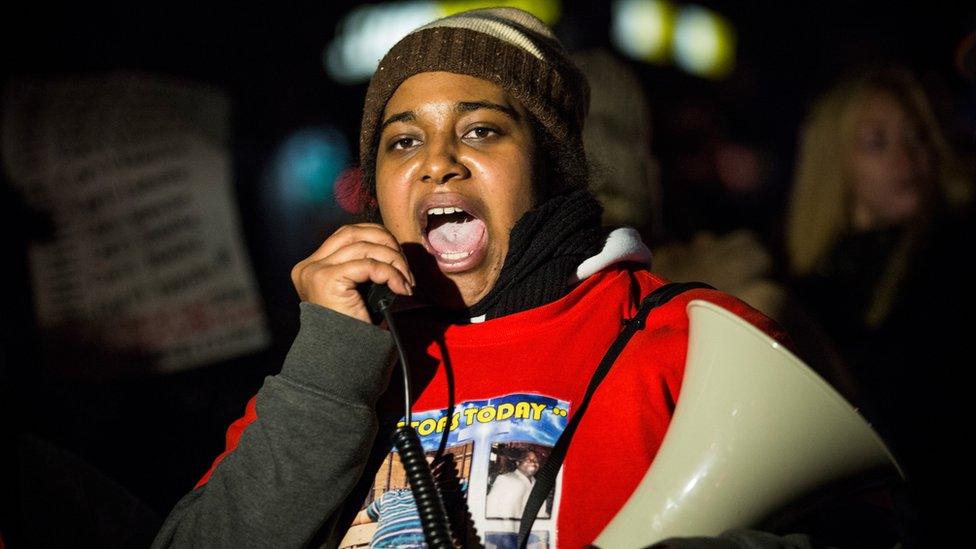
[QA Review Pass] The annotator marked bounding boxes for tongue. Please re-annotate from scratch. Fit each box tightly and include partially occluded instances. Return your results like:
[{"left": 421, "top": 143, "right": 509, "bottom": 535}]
[{"left": 426, "top": 216, "right": 486, "bottom": 254}]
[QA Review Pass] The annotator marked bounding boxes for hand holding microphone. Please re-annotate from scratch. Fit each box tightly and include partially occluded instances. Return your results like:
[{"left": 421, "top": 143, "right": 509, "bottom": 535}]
[
  {"left": 291, "top": 223, "right": 415, "bottom": 324},
  {"left": 293, "top": 223, "right": 454, "bottom": 547}
]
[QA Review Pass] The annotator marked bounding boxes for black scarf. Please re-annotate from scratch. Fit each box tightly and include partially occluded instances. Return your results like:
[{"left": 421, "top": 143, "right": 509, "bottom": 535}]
[{"left": 467, "top": 188, "right": 605, "bottom": 320}]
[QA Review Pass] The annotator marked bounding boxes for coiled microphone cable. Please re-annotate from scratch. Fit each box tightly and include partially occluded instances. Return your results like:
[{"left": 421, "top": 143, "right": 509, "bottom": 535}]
[{"left": 369, "top": 284, "right": 455, "bottom": 548}]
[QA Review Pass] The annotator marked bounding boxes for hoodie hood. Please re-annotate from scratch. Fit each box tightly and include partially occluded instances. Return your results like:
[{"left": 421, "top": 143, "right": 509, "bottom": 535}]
[{"left": 573, "top": 227, "right": 652, "bottom": 282}]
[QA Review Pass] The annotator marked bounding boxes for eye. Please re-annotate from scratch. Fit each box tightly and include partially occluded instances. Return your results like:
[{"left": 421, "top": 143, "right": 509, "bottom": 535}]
[
  {"left": 858, "top": 129, "right": 887, "bottom": 151},
  {"left": 390, "top": 136, "right": 421, "bottom": 151},
  {"left": 463, "top": 126, "right": 500, "bottom": 140}
]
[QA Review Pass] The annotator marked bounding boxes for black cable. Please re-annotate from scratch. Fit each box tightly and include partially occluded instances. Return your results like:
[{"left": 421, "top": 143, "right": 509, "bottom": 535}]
[
  {"left": 373, "top": 286, "right": 455, "bottom": 548},
  {"left": 380, "top": 298, "right": 412, "bottom": 426},
  {"left": 392, "top": 426, "right": 455, "bottom": 549}
]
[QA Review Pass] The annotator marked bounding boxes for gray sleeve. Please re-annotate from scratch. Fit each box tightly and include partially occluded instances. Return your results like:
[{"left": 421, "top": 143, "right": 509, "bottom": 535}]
[{"left": 152, "top": 302, "right": 396, "bottom": 548}]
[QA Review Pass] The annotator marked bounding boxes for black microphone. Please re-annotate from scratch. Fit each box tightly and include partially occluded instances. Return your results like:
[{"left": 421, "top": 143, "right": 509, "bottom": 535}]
[{"left": 367, "top": 283, "right": 397, "bottom": 314}]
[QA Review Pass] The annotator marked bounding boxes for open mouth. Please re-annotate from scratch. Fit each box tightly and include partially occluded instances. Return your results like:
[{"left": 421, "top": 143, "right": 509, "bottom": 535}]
[{"left": 421, "top": 202, "right": 489, "bottom": 273}]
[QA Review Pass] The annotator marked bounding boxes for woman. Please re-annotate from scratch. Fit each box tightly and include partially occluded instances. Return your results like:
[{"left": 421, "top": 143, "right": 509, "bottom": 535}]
[
  {"left": 787, "top": 68, "right": 970, "bottom": 335},
  {"left": 786, "top": 69, "right": 973, "bottom": 544},
  {"left": 153, "top": 9, "right": 785, "bottom": 548}
]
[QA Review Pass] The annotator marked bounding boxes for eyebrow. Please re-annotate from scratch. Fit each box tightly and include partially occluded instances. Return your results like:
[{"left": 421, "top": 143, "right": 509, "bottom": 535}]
[
  {"left": 379, "top": 100, "right": 521, "bottom": 133},
  {"left": 380, "top": 111, "right": 416, "bottom": 133},
  {"left": 456, "top": 100, "right": 521, "bottom": 121}
]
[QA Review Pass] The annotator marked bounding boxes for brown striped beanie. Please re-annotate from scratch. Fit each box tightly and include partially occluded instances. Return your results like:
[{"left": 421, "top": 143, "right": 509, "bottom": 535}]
[{"left": 358, "top": 7, "right": 590, "bottom": 204}]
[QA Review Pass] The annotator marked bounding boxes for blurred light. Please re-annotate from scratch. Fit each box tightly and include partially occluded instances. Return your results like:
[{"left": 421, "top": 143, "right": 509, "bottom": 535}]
[
  {"left": 673, "top": 5, "right": 735, "bottom": 79},
  {"left": 271, "top": 127, "right": 350, "bottom": 209},
  {"left": 611, "top": 1, "right": 736, "bottom": 79},
  {"left": 325, "top": 2, "right": 440, "bottom": 84},
  {"left": 611, "top": 0, "right": 675, "bottom": 64},
  {"left": 438, "top": 0, "right": 560, "bottom": 23},
  {"left": 325, "top": 1, "right": 561, "bottom": 84}
]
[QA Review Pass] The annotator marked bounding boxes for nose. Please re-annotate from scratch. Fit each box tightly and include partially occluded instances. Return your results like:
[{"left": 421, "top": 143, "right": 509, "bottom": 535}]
[
  {"left": 420, "top": 136, "right": 469, "bottom": 185},
  {"left": 892, "top": 139, "right": 929, "bottom": 178}
]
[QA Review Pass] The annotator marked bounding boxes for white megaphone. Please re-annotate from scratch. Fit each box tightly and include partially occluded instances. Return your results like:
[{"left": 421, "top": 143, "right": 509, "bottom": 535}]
[{"left": 594, "top": 300, "right": 904, "bottom": 548}]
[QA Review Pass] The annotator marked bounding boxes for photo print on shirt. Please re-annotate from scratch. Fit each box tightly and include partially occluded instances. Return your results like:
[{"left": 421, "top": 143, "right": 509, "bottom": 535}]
[
  {"left": 338, "top": 393, "right": 570, "bottom": 549},
  {"left": 486, "top": 442, "right": 553, "bottom": 520}
]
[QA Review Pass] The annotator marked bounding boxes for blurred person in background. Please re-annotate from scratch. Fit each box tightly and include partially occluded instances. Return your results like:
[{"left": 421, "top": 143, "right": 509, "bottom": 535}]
[
  {"left": 572, "top": 50, "right": 663, "bottom": 242},
  {"left": 577, "top": 49, "right": 855, "bottom": 399},
  {"left": 579, "top": 54, "right": 925, "bottom": 545},
  {"left": 786, "top": 67, "right": 974, "bottom": 545}
]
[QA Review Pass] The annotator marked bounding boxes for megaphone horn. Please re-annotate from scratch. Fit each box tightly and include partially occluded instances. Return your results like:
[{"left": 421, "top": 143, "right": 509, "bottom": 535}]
[{"left": 594, "top": 300, "right": 904, "bottom": 547}]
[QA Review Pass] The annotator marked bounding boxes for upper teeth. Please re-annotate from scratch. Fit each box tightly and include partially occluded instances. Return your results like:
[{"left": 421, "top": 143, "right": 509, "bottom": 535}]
[{"left": 427, "top": 206, "right": 463, "bottom": 215}]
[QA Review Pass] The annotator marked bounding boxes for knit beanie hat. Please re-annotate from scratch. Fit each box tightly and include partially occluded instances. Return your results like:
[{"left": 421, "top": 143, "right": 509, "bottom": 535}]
[{"left": 358, "top": 7, "right": 591, "bottom": 208}]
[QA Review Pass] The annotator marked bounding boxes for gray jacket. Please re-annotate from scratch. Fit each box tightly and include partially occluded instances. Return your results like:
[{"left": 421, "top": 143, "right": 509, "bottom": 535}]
[{"left": 152, "top": 303, "right": 397, "bottom": 548}]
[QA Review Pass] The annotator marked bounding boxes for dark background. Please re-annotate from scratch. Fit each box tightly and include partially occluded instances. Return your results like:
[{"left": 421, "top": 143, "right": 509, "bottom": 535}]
[{"left": 1, "top": 1, "right": 973, "bottom": 546}]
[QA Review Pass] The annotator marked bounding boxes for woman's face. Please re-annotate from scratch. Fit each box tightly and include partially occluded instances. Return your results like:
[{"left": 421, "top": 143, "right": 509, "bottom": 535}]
[
  {"left": 376, "top": 71, "right": 536, "bottom": 308},
  {"left": 847, "top": 91, "right": 933, "bottom": 231}
]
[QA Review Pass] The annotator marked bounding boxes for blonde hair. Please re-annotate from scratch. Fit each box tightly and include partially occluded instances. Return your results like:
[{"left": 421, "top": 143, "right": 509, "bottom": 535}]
[{"left": 786, "top": 68, "right": 971, "bottom": 326}]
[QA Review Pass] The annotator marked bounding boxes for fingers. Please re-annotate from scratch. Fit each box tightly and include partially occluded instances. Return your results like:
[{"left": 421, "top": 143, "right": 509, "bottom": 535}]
[
  {"left": 319, "top": 240, "right": 415, "bottom": 287},
  {"left": 307, "top": 223, "right": 403, "bottom": 263},
  {"left": 332, "top": 258, "right": 414, "bottom": 296},
  {"left": 294, "top": 256, "right": 413, "bottom": 300},
  {"left": 290, "top": 223, "right": 416, "bottom": 323},
  {"left": 292, "top": 225, "right": 414, "bottom": 289}
]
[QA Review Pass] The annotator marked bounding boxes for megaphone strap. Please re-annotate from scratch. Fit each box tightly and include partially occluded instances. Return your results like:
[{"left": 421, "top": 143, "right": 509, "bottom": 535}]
[{"left": 517, "top": 281, "right": 715, "bottom": 548}]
